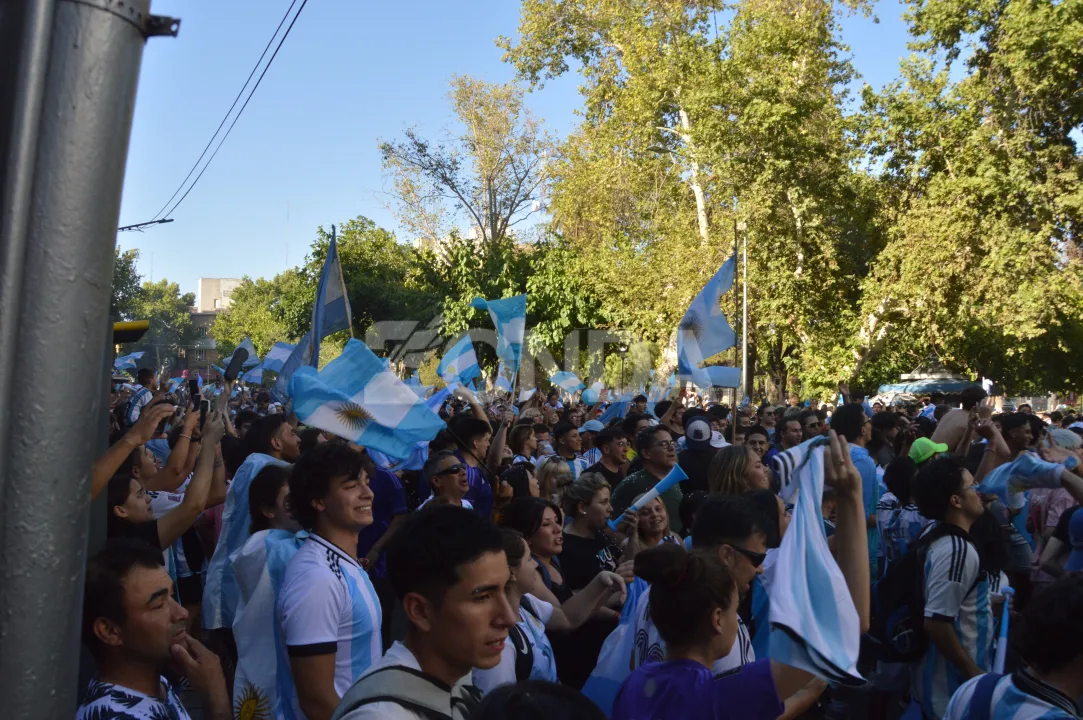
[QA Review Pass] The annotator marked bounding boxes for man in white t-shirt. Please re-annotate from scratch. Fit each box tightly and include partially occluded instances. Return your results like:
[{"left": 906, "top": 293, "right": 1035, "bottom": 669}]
[
  {"left": 332, "top": 505, "right": 517, "bottom": 719},
  {"left": 277, "top": 442, "right": 382, "bottom": 720},
  {"left": 910, "top": 457, "right": 990, "bottom": 720}
]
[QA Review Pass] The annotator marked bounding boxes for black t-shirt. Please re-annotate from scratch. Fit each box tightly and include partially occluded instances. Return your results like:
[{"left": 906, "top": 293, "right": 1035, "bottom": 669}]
[
  {"left": 585, "top": 462, "right": 624, "bottom": 487},
  {"left": 559, "top": 531, "right": 618, "bottom": 591},
  {"left": 1053, "top": 505, "right": 1080, "bottom": 543},
  {"left": 677, "top": 447, "right": 718, "bottom": 494}
]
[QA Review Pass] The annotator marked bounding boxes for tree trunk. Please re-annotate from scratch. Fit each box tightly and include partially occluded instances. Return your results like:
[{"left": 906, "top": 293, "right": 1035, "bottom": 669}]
[{"left": 677, "top": 105, "right": 711, "bottom": 248}]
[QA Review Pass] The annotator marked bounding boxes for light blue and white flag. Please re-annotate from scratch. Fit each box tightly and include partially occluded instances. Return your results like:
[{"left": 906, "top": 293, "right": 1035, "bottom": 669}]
[
  {"left": 691, "top": 365, "right": 741, "bottom": 389},
  {"left": 368, "top": 442, "right": 430, "bottom": 473},
  {"left": 978, "top": 452, "right": 1066, "bottom": 505},
  {"left": 437, "top": 334, "right": 481, "bottom": 385},
  {"left": 202, "top": 453, "right": 290, "bottom": 630},
  {"left": 769, "top": 438, "right": 864, "bottom": 685},
  {"left": 262, "top": 342, "right": 296, "bottom": 373},
  {"left": 113, "top": 352, "right": 145, "bottom": 372},
  {"left": 224, "top": 337, "right": 261, "bottom": 370},
  {"left": 310, "top": 232, "right": 353, "bottom": 367},
  {"left": 167, "top": 377, "right": 184, "bottom": 392},
  {"left": 677, "top": 255, "right": 737, "bottom": 379},
  {"left": 494, "top": 363, "right": 512, "bottom": 394},
  {"left": 598, "top": 400, "right": 630, "bottom": 424},
  {"left": 289, "top": 339, "right": 446, "bottom": 459},
  {"left": 230, "top": 529, "right": 305, "bottom": 720},
  {"left": 470, "top": 294, "right": 526, "bottom": 374},
  {"left": 550, "top": 371, "right": 585, "bottom": 394},
  {"left": 240, "top": 364, "right": 264, "bottom": 385},
  {"left": 271, "top": 332, "right": 312, "bottom": 404},
  {"left": 212, "top": 364, "right": 226, "bottom": 376}
]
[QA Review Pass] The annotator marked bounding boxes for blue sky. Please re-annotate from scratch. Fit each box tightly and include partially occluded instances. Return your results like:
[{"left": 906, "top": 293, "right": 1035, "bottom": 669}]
[{"left": 117, "top": 0, "right": 914, "bottom": 301}]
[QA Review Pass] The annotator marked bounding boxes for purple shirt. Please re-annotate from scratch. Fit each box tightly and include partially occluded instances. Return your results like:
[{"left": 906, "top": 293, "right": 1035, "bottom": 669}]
[
  {"left": 459, "top": 451, "right": 493, "bottom": 518},
  {"left": 356, "top": 465, "right": 407, "bottom": 577},
  {"left": 613, "top": 658, "right": 783, "bottom": 720}
]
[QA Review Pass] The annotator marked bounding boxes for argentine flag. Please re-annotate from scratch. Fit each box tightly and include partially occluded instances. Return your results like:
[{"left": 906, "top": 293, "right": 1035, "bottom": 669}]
[
  {"left": 240, "top": 364, "right": 264, "bottom": 385},
  {"left": 271, "top": 332, "right": 312, "bottom": 404},
  {"left": 310, "top": 231, "right": 353, "bottom": 366},
  {"left": 470, "top": 294, "right": 526, "bottom": 374},
  {"left": 437, "top": 334, "right": 480, "bottom": 385},
  {"left": 677, "top": 255, "right": 737, "bottom": 378},
  {"left": 551, "top": 371, "right": 585, "bottom": 395},
  {"left": 225, "top": 337, "right": 261, "bottom": 369},
  {"left": 495, "top": 362, "right": 513, "bottom": 394},
  {"left": 692, "top": 365, "right": 741, "bottom": 389},
  {"left": 261, "top": 341, "right": 296, "bottom": 373},
  {"left": 289, "top": 339, "right": 446, "bottom": 459},
  {"left": 230, "top": 529, "right": 305, "bottom": 720},
  {"left": 114, "top": 352, "right": 144, "bottom": 372}
]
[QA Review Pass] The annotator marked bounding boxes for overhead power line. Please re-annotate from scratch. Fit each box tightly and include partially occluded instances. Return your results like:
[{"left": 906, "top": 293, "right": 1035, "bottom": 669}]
[{"left": 118, "top": 0, "right": 309, "bottom": 232}]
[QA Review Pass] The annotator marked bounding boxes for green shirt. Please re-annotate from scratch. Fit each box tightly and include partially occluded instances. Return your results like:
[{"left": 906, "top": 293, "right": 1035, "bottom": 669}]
[{"left": 611, "top": 468, "right": 684, "bottom": 534}]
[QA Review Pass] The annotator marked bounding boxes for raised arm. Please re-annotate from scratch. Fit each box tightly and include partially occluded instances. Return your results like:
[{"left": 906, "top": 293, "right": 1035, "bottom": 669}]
[
  {"left": 91, "top": 403, "right": 175, "bottom": 501},
  {"left": 771, "top": 430, "right": 869, "bottom": 700},
  {"left": 156, "top": 413, "right": 226, "bottom": 549},
  {"left": 545, "top": 571, "right": 626, "bottom": 631}
]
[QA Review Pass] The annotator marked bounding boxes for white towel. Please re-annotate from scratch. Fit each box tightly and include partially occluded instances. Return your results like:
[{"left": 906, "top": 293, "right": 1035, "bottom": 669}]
[{"left": 769, "top": 438, "right": 865, "bottom": 685}]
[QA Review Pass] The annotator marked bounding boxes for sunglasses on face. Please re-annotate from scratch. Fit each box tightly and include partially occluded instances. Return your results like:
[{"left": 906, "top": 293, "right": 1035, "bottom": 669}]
[
  {"left": 728, "top": 544, "right": 767, "bottom": 568},
  {"left": 435, "top": 463, "right": 466, "bottom": 476}
]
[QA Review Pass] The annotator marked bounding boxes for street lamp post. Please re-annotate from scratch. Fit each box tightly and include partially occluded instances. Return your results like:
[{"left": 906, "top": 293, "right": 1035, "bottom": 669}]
[{"left": 619, "top": 345, "right": 628, "bottom": 395}]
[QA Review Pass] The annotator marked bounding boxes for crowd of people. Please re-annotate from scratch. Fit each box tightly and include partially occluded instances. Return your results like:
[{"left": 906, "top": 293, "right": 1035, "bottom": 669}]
[{"left": 79, "top": 368, "right": 1083, "bottom": 719}]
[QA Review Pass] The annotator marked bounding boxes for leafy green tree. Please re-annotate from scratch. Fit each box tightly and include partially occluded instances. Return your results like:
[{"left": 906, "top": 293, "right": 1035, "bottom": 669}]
[
  {"left": 125, "top": 279, "right": 196, "bottom": 369},
  {"left": 111, "top": 247, "right": 143, "bottom": 320},
  {"left": 854, "top": 0, "right": 1083, "bottom": 394}
]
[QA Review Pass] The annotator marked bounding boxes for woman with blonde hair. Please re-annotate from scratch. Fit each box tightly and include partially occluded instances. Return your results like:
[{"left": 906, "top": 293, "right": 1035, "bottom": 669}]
[
  {"left": 537, "top": 455, "right": 575, "bottom": 507},
  {"left": 707, "top": 445, "right": 770, "bottom": 496}
]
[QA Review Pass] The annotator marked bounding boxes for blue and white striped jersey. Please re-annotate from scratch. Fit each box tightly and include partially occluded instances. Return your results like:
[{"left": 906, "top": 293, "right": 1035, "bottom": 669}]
[
  {"left": 125, "top": 385, "right": 152, "bottom": 426},
  {"left": 277, "top": 533, "right": 382, "bottom": 720},
  {"left": 913, "top": 529, "right": 993, "bottom": 720},
  {"left": 944, "top": 670, "right": 1081, "bottom": 720}
]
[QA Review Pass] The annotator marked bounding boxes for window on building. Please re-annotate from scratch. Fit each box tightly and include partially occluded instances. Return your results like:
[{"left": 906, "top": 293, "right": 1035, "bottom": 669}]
[
  {"left": 214, "top": 298, "right": 222, "bottom": 309},
  {"left": 197, "top": 326, "right": 208, "bottom": 337},
  {"left": 194, "top": 349, "right": 206, "bottom": 362}
]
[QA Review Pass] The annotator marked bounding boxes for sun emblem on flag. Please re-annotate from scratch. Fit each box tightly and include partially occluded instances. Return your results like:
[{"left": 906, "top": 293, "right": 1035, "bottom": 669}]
[
  {"left": 235, "top": 682, "right": 271, "bottom": 720},
  {"left": 334, "top": 400, "right": 373, "bottom": 432},
  {"left": 679, "top": 314, "right": 704, "bottom": 341}
]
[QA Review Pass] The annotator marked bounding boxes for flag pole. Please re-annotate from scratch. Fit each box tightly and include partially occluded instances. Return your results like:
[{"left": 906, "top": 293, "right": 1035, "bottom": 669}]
[{"left": 331, "top": 223, "right": 354, "bottom": 340}]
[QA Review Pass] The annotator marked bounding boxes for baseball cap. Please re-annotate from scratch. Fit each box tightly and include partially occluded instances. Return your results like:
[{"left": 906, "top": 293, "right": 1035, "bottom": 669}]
[
  {"left": 685, "top": 417, "right": 713, "bottom": 450},
  {"left": 581, "top": 420, "right": 604, "bottom": 433},
  {"left": 1064, "top": 510, "right": 1083, "bottom": 573},
  {"left": 909, "top": 437, "right": 949, "bottom": 464},
  {"left": 710, "top": 430, "right": 728, "bottom": 449}
]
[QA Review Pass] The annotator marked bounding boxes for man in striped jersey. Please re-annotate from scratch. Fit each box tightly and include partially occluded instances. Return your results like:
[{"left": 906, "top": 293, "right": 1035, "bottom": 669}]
[
  {"left": 944, "top": 574, "right": 1083, "bottom": 720},
  {"left": 910, "top": 457, "right": 991, "bottom": 719},
  {"left": 125, "top": 367, "right": 157, "bottom": 427},
  {"left": 277, "top": 442, "right": 382, "bottom": 720}
]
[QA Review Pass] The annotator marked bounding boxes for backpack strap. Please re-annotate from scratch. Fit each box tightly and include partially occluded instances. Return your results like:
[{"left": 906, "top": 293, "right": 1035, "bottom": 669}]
[
  {"left": 332, "top": 665, "right": 481, "bottom": 720},
  {"left": 965, "top": 673, "right": 1002, "bottom": 720},
  {"left": 509, "top": 623, "right": 535, "bottom": 682}
]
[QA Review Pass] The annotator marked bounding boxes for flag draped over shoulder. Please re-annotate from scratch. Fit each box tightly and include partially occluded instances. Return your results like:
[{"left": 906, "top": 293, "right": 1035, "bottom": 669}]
[
  {"left": 677, "top": 255, "right": 737, "bottom": 386},
  {"left": 470, "top": 294, "right": 526, "bottom": 374},
  {"left": 289, "top": 339, "right": 446, "bottom": 459}
]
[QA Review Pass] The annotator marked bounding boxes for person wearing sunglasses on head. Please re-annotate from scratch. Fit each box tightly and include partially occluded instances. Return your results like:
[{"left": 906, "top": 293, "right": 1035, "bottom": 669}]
[{"left": 418, "top": 451, "right": 474, "bottom": 511}]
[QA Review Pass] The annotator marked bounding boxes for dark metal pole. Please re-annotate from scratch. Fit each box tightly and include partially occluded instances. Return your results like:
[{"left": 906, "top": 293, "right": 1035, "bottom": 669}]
[{"left": 0, "top": 1, "right": 175, "bottom": 714}]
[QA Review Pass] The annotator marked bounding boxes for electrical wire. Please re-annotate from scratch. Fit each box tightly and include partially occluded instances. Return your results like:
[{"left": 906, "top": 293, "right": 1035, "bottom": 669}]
[{"left": 162, "top": 0, "right": 309, "bottom": 220}]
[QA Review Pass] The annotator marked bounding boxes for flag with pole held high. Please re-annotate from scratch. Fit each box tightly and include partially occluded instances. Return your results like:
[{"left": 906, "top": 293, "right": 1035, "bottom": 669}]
[
  {"left": 114, "top": 352, "right": 144, "bottom": 372},
  {"left": 289, "top": 339, "right": 446, "bottom": 460},
  {"left": 273, "top": 226, "right": 353, "bottom": 402},
  {"left": 470, "top": 294, "right": 526, "bottom": 374},
  {"left": 437, "top": 334, "right": 481, "bottom": 385},
  {"left": 677, "top": 254, "right": 737, "bottom": 385}
]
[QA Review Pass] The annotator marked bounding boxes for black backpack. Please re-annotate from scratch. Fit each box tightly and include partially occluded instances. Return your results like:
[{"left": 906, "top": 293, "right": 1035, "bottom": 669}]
[
  {"left": 870, "top": 522, "right": 975, "bottom": 662},
  {"left": 508, "top": 597, "right": 542, "bottom": 682}
]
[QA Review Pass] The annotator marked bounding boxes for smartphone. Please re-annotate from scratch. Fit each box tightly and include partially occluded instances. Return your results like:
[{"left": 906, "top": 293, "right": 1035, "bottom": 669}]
[
  {"left": 188, "top": 378, "right": 200, "bottom": 407},
  {"left": 199, "top": 399, "right": 210, "bottom": 429},
  {"left": 224, "top": 347, "right": 249, "bottom": 383}
]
